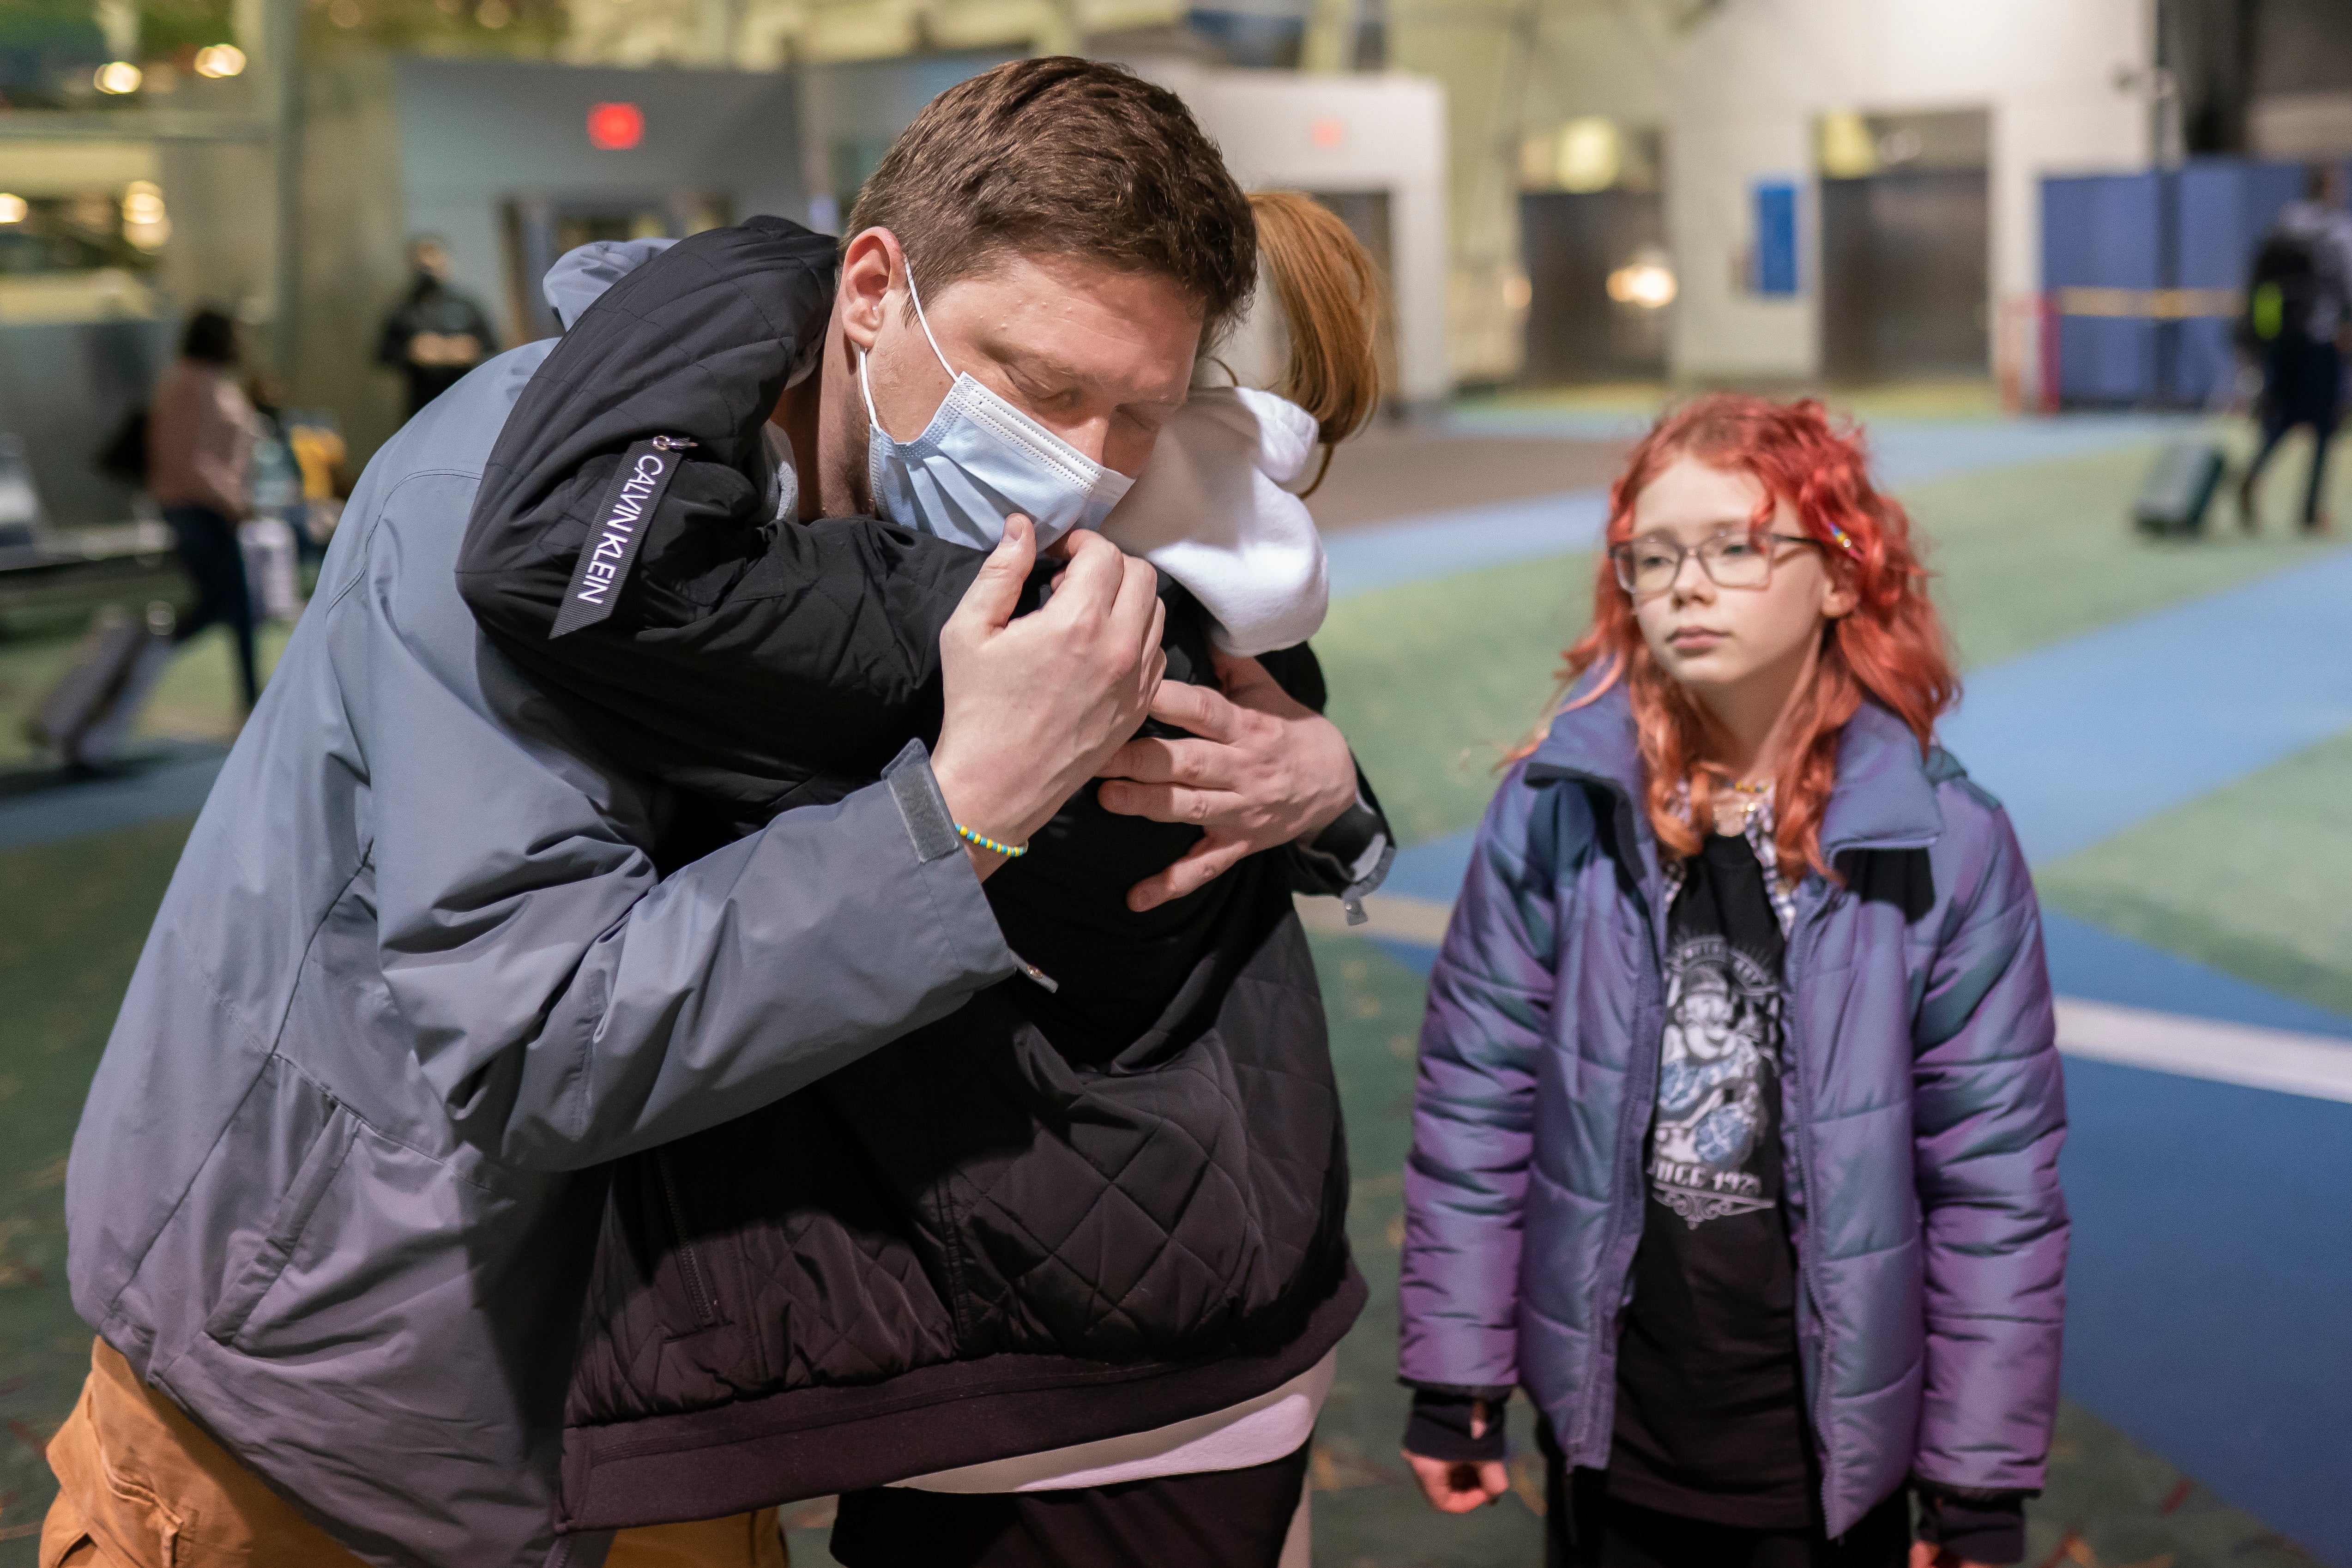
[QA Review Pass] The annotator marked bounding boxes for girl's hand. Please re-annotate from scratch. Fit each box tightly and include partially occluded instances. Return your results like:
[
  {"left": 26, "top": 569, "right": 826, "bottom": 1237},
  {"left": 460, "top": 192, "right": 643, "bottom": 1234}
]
[
  {"left": 1909, "top": 1544, "right": 1999, "bottom": 1568},
  {"left": 1402, "top": 1449, "right": 1510, "bottom": 1513}
]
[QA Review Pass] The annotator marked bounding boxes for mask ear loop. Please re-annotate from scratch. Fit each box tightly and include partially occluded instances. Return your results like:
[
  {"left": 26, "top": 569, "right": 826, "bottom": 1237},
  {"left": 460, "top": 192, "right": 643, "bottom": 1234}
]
[
  {"left": 859, "top": 247, "right": 956, "bottom": 440},
  {"left": 899, "top": 259, "right": 956, "bottom": 379},
  {"left": 855, "top": 344, "right": 893, "bottom": 444}
]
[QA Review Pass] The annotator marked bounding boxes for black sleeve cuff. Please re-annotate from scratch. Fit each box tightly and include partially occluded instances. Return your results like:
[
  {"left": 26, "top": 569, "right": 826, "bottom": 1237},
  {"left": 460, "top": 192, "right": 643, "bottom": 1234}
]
[
  {"left": 1283, "top": 762, "right": 1394, "bottom": 918},
  {"left": 1915, "top": 1486, "right": 2029, "bottom": 1565},
  {"left": 1402, "top": 1389, "right": 1508, "bottom": 1464}
]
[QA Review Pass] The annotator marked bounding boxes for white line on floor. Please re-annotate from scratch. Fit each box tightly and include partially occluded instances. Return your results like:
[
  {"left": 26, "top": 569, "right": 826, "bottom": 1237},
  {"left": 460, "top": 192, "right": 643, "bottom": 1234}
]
[
  {"left": 2053, "top": 997, "right": 2352, "bottom": 1104},
  {"left": 1297, "top": 896, "right": 2352, "bottom": 1105}
]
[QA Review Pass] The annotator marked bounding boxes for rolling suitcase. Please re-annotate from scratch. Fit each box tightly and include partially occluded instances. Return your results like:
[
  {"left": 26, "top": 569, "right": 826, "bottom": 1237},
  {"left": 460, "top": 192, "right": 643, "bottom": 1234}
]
[
  {"left": 29, "top": 602, "right": 177, "bottom": 770},
  {"left": 2133, "top": 440, "right": 2226, "bottom": 536}
]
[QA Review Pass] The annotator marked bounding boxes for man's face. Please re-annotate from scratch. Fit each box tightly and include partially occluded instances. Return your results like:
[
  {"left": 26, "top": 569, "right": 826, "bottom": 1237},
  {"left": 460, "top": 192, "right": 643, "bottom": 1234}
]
[
  {"left": 831, "top": 230, "right": 1201, "bottom": 505},
  {"left": 411, "top": 240, "right": 451, "bottom": 280}
]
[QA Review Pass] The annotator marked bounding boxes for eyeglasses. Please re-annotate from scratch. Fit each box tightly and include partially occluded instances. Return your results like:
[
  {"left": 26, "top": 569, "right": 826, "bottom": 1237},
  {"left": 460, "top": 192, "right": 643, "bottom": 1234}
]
[{"left": 1609, "top": 531, "right": 1822, "bottom": 596}]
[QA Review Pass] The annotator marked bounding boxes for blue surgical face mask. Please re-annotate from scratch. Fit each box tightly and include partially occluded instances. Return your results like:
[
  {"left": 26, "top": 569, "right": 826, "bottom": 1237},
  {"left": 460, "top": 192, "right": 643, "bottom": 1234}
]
[{"left": 859, "top": 263, "right": 1134, "bottom": 549}]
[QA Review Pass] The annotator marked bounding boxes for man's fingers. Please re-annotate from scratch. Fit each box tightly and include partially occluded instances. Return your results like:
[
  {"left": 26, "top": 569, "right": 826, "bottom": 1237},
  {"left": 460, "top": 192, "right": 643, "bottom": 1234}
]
[
  {"left": 1098, "top": 737, "right": 1178, "bottom": 786},
  {"left": 1098, "top": 736, "right": 1226, "bottom": 791},
  {"left": 1138, "top": 625, "right": 1168, "bottom": 701},
  {"left": 1097, "top": 776, "right": 1228, "bottom": 824},
  {"left": 1126, "top": 835, "right": 1250, "bottom": 912},
  {"left": 950, "top": 514, "right": 1035, "bottom": 633},
  {"left": 1145, "top": 675, "right": 1243, "bottom": 743},
  {"left": 1210, "top": 648, "right": 1277, "bottom": 696},
  {"left": 1106, "top": 550, "right": 1161, "bottom": 649},
  {"left": 1212, "top": 647, "right": 1316, "bottom": 722},
  {"left": 1043, "top": 526, "right": 1126, "bottom": 616},
  {"left": 1143, "top": 598, "right": 1167, "bottom": 680}
]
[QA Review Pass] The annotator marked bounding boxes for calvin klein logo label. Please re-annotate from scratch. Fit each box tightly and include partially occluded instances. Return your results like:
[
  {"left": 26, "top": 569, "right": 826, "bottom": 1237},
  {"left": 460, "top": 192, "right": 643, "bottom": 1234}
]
[{"left": 549, "top": 436, "right": 693, "bottom": 638}]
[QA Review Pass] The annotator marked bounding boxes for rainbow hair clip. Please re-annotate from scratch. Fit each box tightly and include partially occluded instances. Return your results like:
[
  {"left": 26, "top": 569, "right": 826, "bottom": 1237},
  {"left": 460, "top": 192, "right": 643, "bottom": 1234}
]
[{"left": 1827, "top": 525, "right": 1857, "bottom": 555}]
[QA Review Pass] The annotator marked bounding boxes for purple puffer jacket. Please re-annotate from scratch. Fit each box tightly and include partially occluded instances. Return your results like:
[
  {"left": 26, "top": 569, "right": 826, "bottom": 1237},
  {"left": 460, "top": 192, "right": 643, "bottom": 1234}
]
[{"left": 1399, "top": 683, "right": 2067, "bottom": 1534}]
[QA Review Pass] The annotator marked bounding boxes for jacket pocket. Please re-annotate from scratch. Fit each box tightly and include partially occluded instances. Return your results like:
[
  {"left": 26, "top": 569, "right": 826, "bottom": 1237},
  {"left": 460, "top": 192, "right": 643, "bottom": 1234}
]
[
  {"left": 650, "top": 1145, "right": 726, "bottom": 1333},
  {"left": 203, "top": 1102, "right": 360, "bottom": 1348}
]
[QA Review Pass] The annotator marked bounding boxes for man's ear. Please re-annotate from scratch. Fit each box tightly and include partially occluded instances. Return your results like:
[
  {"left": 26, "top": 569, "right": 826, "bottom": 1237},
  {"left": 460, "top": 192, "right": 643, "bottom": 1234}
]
[{"left": 838, "top": 228, "right": 902, "bottom": 354}]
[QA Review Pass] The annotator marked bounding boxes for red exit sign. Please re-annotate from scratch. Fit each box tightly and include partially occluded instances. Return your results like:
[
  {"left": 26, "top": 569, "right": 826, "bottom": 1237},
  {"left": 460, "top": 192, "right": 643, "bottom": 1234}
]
[{"left": 587, "top": 102, "right": 643, "bottom": 151}]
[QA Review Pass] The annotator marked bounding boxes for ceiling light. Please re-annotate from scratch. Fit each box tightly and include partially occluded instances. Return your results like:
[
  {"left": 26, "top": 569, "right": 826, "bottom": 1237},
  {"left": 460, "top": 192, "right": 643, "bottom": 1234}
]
[
  {"left": 94, "top": 60, "right": 144, "bottom": 95},
  {"left": 193, "top": 43, "right": 247, "bottom": 78},
  {"left": 122, "top": 181, "right": 170, "bottom": 251},
  {"left": 0, "top": 195, "right": 25, "bottom": 224},
  {"left": 1557, "top": 118, "right": 1621, "bottom": 193},
  {"left": 1607, "top": 250, "right": 1677, "bottom": 309}
]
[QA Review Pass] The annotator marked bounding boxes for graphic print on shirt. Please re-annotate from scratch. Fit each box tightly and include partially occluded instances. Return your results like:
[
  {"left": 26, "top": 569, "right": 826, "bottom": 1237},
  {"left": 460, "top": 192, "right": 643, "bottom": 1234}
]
[{"left": 1651, "top": 933, "right": 1783, "bottom": 1228}]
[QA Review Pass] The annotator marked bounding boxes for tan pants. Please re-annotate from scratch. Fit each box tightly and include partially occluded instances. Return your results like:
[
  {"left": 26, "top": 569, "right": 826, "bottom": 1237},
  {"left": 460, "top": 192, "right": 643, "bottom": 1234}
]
[{"left": 41, "top": 1339, "right": 787, "bottom": 1568}]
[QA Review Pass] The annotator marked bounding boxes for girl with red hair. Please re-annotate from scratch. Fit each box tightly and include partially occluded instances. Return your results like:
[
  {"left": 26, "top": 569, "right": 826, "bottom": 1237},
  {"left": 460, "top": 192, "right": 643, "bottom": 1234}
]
[{"left": 1395, "top": 395, "right": 2066, "bottom": 1568}]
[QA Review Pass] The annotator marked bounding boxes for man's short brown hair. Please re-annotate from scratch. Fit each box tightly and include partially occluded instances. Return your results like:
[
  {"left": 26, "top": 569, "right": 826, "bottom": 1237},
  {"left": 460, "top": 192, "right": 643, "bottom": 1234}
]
[{"left": 845, "top": 57, "right": 1257, "bottom": 340}]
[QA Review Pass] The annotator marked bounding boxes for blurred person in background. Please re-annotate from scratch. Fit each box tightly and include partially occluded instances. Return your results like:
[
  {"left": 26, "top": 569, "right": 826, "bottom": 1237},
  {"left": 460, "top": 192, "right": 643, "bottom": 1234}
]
[
  {"left": 2237, "top": 165, "right": 2352, "bottom": 535},
  {"left": 146, "top": 307, "right": 261, "bottom": 710},
  {"left": 246, "top": 373, "right": 343, "bottom": 566},
  {"left": 377, "top": 234, "right": 499, "bottom": 419},
  {"left": 1397, "top": 397, "right": 2064, "bottom": 1568}
]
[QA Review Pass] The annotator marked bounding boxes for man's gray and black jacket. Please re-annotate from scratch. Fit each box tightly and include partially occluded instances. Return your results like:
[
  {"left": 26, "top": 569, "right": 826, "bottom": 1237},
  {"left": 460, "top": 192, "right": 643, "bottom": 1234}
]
[
  {"left": 62, "top": 236, "right": 1030, "bottom": 1568},
  {"left": 457, "top": 219, "right": 1379, "bottom": 1532}
]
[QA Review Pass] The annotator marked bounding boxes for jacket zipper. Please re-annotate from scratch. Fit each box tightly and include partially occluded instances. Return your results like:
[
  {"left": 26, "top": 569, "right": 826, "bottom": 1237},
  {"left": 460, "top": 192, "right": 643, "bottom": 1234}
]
[
  {"left": 1784, "top": 879, "right": 1843, "bottom": 1529},
  {"left": 1575, "top": 785, "right": 1668, "bottom": 1461},
  {"left": 1528, "top": 733, "right": 1942, "bottom": 1520},
  {"left": 654, "top": 1147, "right": 722, "bottom": 1330}
]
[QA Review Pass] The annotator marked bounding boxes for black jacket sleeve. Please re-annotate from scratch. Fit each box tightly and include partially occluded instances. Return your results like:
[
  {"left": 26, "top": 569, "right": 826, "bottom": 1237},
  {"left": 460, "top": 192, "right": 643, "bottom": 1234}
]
[
  {"left": 1256, "top": 643, "right": 1393, "bottom": 905},
  {"left": 457, "top": 217, "right": 990, "bottom": 816},
  {"left": 456, "top": 217, "right": 1394, "bottom": 888}
]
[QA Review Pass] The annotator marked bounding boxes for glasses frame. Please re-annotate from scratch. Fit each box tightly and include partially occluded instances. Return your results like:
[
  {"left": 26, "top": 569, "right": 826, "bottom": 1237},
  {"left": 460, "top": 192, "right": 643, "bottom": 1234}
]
[{"left": 1610, "top": 530, "right": 1824, "bottom": 597}]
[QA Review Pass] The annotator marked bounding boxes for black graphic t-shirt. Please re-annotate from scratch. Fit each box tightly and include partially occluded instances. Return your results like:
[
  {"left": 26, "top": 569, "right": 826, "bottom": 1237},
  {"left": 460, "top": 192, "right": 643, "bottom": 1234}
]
[{"left": 1609, "top": 828, "right": 1815, "bottom": 1529}]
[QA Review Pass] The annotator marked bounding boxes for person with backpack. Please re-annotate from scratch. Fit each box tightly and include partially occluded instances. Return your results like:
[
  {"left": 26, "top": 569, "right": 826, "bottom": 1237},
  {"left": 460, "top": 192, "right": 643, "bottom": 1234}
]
[
  {"left": 1396, "top": 395, "right": 2066, "bottom": 1568},
  {"left": 2238, "top": 166, "right": 2352, "bottom": 535}
]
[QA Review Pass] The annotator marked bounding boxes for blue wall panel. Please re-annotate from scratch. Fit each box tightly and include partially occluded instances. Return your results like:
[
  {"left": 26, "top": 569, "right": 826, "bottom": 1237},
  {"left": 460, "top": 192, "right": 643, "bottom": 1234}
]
[
  {"left": 1753, "top": 181, "right": 1799, "bottom": 296},
  {"left": 2044, "top": 158, "right": 2352, "bottom": 408},
  {"left": 2044, "top": 173, "right": 2160, "bottom": 405}
]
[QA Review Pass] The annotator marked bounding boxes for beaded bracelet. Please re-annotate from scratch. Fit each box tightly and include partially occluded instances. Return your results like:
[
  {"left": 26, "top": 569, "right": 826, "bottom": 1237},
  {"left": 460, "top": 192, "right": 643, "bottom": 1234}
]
[{"left": 955, "top": 822, "right": 1028, "bottom": 859}]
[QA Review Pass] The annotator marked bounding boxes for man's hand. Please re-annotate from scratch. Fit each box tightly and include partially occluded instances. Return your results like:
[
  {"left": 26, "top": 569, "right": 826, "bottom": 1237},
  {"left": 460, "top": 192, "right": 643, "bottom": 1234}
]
[
  {"left": 1403, "top": 1450, "right": 1510, "bottom": 1514},
  {"left": 932, "top": 517, "right": 1164, "bottom": 881},
  {"left": 1096, "top": 650, "right": 1357, "bottom": 912}
]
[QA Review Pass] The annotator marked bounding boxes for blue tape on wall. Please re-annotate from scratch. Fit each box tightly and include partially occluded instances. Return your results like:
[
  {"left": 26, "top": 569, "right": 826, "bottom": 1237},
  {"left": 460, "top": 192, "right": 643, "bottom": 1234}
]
[{"left": 1753, "top": 180, "right": 1799, "bottom": 296}]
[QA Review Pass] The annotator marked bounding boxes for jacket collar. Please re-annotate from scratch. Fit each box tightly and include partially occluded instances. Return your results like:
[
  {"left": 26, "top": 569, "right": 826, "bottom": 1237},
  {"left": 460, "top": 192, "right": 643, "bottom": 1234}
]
[
  {"left": 1815, "top": 697, "right": 1943, "bottom": 859},
  {"left": 1522, "top": 674, "right": 1944, "bottom": 868}
]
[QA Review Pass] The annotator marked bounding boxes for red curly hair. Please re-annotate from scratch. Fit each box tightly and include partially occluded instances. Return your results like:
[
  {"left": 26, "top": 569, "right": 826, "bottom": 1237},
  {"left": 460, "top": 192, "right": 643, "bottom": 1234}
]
[{"left": 1548, "top": 394, "right": 1958, "bottom": 882}]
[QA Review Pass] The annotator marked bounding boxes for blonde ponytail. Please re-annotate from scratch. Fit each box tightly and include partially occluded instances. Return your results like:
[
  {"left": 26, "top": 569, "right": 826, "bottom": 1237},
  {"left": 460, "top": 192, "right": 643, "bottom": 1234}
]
[{"left": 1248, "top": 190, "right": 1382, "bottom": 495}]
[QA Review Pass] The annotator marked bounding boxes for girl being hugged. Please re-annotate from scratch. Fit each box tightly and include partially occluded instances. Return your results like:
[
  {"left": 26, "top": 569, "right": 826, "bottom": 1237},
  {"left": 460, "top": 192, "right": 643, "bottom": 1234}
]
[{"left": 1396, "top": 395, "right": 2065, "bottom": 1568}]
